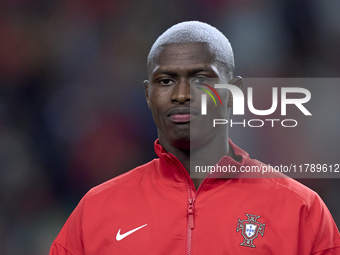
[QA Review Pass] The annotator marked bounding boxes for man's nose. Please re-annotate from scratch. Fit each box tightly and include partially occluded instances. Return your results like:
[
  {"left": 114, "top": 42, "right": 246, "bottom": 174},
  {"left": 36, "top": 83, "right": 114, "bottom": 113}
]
[{"left": 171, "top": 78, "right": 191, "bottom": 104}]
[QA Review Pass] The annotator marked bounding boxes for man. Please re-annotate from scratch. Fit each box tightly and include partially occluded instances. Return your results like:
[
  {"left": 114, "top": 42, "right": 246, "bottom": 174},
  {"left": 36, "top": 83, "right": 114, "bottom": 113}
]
[{"left": 50, "top": 21, "right": 340, "bottom": 254}]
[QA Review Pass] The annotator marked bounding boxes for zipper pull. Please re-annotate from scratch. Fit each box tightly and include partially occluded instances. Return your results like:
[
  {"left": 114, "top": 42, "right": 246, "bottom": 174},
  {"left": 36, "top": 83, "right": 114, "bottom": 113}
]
[{"left": 187, "top": 198, "right": 195, "bottom": 230}]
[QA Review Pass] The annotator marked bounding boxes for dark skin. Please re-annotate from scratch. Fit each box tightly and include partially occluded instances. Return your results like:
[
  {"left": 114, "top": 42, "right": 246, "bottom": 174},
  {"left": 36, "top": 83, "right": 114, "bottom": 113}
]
[{"left": 144, "top": 42, "right": 243, "bottom": 189}]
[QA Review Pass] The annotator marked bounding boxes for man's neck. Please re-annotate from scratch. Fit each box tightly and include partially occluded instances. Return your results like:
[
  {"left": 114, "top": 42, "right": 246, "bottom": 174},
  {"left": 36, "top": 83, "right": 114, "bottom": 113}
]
[{"left": 158, "top": 133, "right": 231, "bottom": 190}]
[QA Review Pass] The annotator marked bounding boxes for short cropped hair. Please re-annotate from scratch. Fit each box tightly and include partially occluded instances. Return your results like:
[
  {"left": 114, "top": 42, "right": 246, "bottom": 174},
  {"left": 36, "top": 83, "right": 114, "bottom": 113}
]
[{"left": 147, "top": 21, "right": 235, "bottom": 79}]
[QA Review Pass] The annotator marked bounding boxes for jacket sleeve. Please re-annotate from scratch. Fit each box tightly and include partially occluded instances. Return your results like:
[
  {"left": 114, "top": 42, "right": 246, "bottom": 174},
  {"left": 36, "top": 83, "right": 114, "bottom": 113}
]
[
  {"left": 49, "top": 197, "right": 86, "bottom": 255},
  {"left": 308, "top": 194, "right": 340, "bottom": 254}
]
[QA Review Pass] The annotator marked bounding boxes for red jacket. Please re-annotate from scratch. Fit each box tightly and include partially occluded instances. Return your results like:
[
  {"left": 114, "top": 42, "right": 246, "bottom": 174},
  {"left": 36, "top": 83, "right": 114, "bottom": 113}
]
[{"left": 50, "top": 140, "right": 340, "bottom": 254}]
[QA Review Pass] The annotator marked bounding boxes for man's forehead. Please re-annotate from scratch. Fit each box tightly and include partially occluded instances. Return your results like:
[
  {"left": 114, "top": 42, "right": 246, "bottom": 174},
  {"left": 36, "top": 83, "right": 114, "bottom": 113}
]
[
  {"left": 151, "top": 64, "right": 219, "bottom": 76},
  {"left": 150, "top": 42, "right": 218, "bottom": 75}
]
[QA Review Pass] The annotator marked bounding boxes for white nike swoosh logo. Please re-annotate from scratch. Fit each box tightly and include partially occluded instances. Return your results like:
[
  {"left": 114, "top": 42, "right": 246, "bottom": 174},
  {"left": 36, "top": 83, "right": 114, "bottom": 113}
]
[{"left": 116, "top": 224, "right": 147, "bottom": 241}]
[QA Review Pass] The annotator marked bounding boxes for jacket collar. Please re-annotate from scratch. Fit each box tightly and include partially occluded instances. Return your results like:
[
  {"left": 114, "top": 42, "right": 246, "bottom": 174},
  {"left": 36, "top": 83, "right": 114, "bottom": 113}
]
[{"left": 153, "top": 138, "right": 251, "bottom": 183}]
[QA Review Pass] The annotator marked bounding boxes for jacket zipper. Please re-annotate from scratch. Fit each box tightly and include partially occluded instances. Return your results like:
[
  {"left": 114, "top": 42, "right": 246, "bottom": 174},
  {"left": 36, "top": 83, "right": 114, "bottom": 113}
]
[
  {"left": 187, "top": 198, "right": 195, "bottom": 230},
  {"left": 166, "top": 155, "right": 211, "bottom": 255}
]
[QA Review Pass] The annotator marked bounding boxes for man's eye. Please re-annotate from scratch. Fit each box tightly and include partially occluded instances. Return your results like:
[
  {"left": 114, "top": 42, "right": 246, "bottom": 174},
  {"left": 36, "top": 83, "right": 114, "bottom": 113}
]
[
  {"left": 160, "top": 79, "right": 174, "bottom": 85},
  {"left": 193, "top": 77, "right": 207, "bottom": 83}
]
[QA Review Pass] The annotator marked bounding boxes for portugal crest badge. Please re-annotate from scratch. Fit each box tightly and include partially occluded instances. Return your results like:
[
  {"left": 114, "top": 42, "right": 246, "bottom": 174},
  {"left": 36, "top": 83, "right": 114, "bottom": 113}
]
[{"left": 236, "top": 214, "right": 266, "bottom": 248}]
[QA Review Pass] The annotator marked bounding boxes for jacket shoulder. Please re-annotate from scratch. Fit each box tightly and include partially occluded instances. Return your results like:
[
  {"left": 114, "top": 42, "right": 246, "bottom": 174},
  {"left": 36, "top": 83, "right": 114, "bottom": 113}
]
[
  {"left": 249, "top": 159, "right": 320, "bottom": 205},
  {"left": 85, "top": 158, "right": 158, "bottom": 199}
]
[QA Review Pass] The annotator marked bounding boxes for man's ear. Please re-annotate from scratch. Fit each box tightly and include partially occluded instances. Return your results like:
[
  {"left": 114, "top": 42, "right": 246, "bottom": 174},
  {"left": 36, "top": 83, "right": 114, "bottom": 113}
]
[
  {"left": 227, "top": 76, "right": 243, "bottom": 107},
  {"left": 144, "top": 80, "right": 151, "bottom": 109}
]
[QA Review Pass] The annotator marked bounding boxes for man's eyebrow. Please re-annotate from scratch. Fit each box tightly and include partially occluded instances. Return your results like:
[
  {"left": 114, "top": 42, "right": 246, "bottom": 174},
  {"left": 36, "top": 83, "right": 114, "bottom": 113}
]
[
  {"left": 153, "top": 69, "right": 178, "bottom": 76},
  {"left": 188, "top": 68, "right": 214, "bottom": 75}
]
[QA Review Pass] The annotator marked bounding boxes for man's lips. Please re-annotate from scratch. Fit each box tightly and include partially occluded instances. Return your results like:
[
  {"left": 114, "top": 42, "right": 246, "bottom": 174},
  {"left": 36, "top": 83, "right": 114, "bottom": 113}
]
[
  {"left": 169, "top": 114, "right": 193, "bottom": 123},
  {"left": 167, "top": 108, "right": 199, "bottom": 123}
]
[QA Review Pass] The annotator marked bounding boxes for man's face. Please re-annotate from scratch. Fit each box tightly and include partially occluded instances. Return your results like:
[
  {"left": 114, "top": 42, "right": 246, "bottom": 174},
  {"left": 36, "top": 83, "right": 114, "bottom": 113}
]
[{"left": 145, "top": 42, "right": 229, "bottom": 149}]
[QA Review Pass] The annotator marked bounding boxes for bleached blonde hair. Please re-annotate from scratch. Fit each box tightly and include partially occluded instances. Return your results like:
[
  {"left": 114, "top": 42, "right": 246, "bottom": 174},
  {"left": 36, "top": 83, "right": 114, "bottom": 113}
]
[{"left": 147, "top": 21, "right": 235, "bottom": 78}]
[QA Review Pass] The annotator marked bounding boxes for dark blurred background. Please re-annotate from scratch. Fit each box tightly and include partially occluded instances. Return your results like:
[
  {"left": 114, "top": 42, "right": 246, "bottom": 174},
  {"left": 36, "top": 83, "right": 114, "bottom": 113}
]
[{"left": 0, "top": 0, "right": 339, "bottom": 254}]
